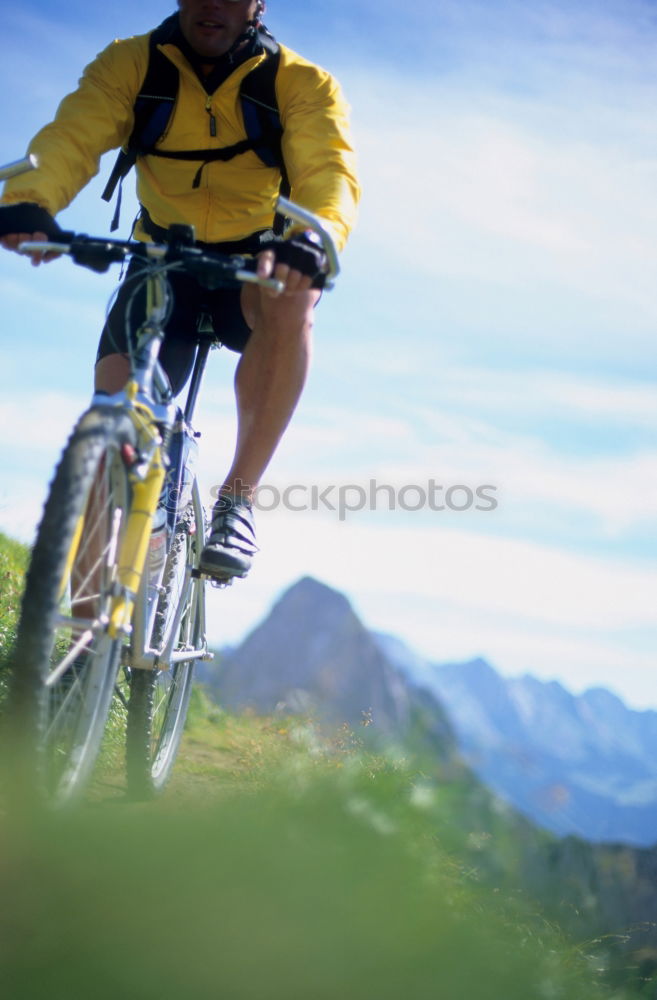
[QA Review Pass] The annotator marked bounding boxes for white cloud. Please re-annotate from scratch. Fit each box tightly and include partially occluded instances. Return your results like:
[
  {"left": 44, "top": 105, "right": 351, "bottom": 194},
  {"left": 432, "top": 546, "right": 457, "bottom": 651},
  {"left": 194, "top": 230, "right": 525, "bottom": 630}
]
[
  {"left": 437, "top": 367, "right": 657, "bottom": 428},
  {"left": 346, "top": 70, "right": 657, "bottom": 353},
  {"left": 0, "top": 392, "right": 88, "bottom": 453},
  {"left": 232, "top": 379, "right": 657, "bottom": 537},
  {"left": 207, "top": 506, "right": 657, "bottom": 631}
]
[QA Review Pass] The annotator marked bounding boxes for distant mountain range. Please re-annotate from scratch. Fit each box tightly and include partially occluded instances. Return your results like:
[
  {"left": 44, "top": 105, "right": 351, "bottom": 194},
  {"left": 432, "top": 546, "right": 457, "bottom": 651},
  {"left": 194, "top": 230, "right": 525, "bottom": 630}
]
[
  {"left": 201, "top": 575, "right": 657, "bottom": 849},
  {"left": 378, "top": 643, "right": 657, "bottom": 848}
]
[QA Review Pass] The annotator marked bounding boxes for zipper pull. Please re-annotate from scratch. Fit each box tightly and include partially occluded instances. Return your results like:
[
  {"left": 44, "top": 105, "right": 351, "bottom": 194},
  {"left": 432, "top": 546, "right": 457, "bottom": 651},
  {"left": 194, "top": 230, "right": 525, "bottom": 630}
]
[{"left": 205, "top": 97, "right": 217, "bottom": 138}]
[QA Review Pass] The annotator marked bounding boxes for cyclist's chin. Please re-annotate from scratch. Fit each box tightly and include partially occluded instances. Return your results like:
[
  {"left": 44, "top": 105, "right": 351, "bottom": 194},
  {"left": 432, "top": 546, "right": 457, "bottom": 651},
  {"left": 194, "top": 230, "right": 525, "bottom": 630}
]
[{"left": 188, "top": 24, "right": 234, "bottom": 59}]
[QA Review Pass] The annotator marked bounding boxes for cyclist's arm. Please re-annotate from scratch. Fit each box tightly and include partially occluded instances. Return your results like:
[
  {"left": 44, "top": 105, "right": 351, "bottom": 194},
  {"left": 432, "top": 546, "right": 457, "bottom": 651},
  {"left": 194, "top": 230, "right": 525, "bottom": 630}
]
[
  {"left": 277, "top": 49, "right": 361, "bottom": 254},
  {"left": 1, "top": 35, "right": 147, "bottom": 217}
]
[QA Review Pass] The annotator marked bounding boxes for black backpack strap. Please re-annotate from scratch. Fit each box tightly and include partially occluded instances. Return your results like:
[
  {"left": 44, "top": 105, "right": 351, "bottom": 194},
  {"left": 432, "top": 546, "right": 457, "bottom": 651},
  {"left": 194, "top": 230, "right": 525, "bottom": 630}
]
[
  {"left": 240, "top": 36, "right": 282, "bottom": 170},
  {"left": 101, "top": 15, "right": 180, "bottom": 227},
  {"left": 240, "top": 33, "right": 289, "bottom": 233},
  {"left": 129, "top": 14, "right": 180, "bottom": 155}
]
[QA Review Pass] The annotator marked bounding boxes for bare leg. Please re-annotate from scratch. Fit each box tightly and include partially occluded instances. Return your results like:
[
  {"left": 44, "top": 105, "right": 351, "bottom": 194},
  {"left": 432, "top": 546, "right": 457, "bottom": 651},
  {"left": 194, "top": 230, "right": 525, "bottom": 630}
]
[
  {"left": 219, "top": 285, "right": 320, "bottom": 501},
  {"left": 95, "top": 353, "right": 131, "bottom": 393}
]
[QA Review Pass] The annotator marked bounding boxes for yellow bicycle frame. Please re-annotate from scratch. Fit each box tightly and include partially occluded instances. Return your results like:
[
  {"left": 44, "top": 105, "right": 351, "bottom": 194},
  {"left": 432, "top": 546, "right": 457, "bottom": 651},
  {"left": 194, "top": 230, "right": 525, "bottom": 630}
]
[{"left": 107, "top": 387, "right": 167, "bottom": 640}]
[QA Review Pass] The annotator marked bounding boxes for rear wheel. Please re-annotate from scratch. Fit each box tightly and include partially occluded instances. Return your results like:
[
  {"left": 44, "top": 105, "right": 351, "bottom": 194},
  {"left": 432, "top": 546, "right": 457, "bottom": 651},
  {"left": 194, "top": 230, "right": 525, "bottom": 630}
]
[
  {"left": 8, "top": 408, "right": 134, "bottom": 804},
  {"left": 126, "top": 496, "right": 205, "bottom": 799}
]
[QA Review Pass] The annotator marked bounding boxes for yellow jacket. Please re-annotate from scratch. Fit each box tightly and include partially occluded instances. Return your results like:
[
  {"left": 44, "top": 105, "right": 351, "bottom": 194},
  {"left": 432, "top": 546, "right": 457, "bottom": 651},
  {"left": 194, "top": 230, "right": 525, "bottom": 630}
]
[{"left": 2, "top": 30, "right": 360, "bottom": 251}]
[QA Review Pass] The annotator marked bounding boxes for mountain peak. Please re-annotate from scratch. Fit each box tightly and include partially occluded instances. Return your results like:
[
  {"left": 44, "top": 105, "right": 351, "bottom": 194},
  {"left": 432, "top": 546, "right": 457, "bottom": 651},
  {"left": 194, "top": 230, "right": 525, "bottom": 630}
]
[
  {"left": 275, "top": 575, "right": 353, "bottom": 612},
  {"left": 268, "top": 576, "right": 358, "bottom": 637},
  {"left": 207, "top": 576, "right": 455, "bottom": 755}
]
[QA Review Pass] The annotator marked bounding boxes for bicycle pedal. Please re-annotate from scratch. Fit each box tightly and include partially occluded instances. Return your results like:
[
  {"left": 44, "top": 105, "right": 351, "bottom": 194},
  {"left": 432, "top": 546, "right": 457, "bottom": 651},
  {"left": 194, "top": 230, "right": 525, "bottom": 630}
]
[{"left": 193, "top": 567, "right": 229, "bottom": 583}]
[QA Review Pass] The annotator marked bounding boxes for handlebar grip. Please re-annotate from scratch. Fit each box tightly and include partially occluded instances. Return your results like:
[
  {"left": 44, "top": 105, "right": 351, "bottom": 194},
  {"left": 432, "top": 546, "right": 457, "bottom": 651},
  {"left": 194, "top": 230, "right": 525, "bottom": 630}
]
[
  {"left": 235, "top": 269, "right": 285, "bottom": 294},
  {"left": 18, "top": 235, "right": 127, "bottom": 274}
]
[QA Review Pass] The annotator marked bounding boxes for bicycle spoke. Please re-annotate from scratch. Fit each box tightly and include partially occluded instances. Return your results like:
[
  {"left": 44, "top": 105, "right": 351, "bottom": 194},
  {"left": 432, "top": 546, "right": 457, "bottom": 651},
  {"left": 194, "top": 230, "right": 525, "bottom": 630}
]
[
  {"left": 70, "top": 505, "right": 123, "bottom": 610},
  {"left": 45, "top": 630, "right": 95, "bottom": 687},
  {"left": 152, "top": 683, "right": 171, "bottom": 719}
]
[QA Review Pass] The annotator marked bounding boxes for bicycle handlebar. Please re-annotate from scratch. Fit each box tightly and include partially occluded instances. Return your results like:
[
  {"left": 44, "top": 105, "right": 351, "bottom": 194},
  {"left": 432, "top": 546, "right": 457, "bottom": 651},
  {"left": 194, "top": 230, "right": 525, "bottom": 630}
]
[
  {"left": 18, "top": 234, "right": 288, "bottom": 293},
  {"left": 0, "top": 154, "right": 38, "bottom": 182},
  {"left": 0, "top": 152, "right": 340, "bottom": 290},
  {"left": 1, "top": 152, "right": 339, "bottom": 288}
]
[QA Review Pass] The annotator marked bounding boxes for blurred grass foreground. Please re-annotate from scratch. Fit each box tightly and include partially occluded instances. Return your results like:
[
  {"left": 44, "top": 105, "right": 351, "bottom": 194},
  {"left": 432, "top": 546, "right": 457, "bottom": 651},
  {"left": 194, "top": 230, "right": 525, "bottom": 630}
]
[
  {"left": 0, "top": 711, "right": 620, "bottom": 1000},
  {"left": 0, "top": 531, "right": 630, "bottom": 999}
]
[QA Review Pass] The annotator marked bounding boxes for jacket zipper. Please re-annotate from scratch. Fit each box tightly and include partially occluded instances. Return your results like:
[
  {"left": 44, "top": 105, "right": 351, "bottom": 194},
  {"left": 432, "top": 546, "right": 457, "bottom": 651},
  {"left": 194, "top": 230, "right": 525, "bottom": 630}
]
[{"left": 205, "top": 96, "right": 217, "bottom": 138}]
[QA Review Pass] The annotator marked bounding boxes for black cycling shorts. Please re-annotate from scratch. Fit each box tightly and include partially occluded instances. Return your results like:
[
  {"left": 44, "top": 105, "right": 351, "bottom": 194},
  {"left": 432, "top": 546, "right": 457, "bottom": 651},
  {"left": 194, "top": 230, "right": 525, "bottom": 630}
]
[{"left": 96, "top": 257, "right": 253, "bottom": 397}]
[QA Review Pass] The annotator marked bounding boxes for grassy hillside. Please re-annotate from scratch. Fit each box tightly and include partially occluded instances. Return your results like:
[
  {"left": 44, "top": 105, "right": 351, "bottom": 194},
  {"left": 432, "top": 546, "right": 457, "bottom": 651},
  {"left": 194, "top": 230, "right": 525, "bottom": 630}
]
[
  {"left": 0, "top": 531, "right": 28, "bottom": 687},
  {"left": 1, "top": 696, "right": 635, "bottom": 1000},
  {"left": 0, "top": 530, "right": 29, "bottom": 723},
  {"left": 0, "top": 532, "right": 650, "bottom": 998}
]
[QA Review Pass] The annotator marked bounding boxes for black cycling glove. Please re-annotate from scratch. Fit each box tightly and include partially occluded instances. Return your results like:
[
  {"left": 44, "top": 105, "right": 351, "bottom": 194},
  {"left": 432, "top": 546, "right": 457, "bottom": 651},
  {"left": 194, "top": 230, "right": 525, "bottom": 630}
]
[
  {"left": 260, "top": 232, "right": 328, "bottom": 288},
  {"left": 0, "top": 202, "right": 63, "bottom": 239}
]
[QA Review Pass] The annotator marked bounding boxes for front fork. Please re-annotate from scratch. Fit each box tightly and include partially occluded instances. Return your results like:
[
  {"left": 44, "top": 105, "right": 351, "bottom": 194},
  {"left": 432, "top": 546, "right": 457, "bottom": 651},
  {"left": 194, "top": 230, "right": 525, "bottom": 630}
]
[{"left": 107, "top": 445, "right": 167, "bottom": 640}]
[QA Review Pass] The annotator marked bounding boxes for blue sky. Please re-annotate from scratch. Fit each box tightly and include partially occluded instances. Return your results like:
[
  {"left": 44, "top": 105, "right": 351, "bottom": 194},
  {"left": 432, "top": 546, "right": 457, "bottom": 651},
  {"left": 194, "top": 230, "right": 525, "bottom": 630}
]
[{"left": 1, "top": 0, "right": 656, "bottom": 708}]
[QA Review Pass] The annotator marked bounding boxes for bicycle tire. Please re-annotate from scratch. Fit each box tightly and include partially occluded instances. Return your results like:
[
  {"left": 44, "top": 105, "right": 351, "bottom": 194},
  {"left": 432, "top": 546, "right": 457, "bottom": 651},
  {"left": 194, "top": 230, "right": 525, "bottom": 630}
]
[
  {"left": 126, "top": 496, "right": 204, "bottom": 798},
  {"left": 8, "top": 406, "right": 135, "bottom": 804}
]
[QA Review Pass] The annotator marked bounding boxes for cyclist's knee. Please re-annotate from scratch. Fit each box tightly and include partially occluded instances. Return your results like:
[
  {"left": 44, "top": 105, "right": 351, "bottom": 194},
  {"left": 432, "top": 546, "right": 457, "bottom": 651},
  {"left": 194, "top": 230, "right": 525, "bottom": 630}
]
[{"left": 95, "top": 353, "right": 130, "bottom": 393}]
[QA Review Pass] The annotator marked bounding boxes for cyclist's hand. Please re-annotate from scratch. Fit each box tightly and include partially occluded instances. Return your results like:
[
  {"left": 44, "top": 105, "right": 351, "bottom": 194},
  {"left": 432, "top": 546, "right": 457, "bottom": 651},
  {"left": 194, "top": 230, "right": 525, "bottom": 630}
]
[
  {"left": 256, "top": 234, "right": 327, "bottom": 296},
  {"left": 0, "top": 203, "right": 63, "bottom": 266},
  {"left": 0, "top": 231, "right": 61, "bottom": 266},
  {"left": 256, "top": 250, "right": 311, "bottom": 296}
]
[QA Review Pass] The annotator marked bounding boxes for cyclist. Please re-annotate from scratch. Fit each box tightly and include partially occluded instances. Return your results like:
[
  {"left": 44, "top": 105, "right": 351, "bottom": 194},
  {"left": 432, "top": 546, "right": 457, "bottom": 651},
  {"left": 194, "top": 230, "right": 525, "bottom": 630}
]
[{"left": 0, "top": 0, "right": 360, "bottom": 581}]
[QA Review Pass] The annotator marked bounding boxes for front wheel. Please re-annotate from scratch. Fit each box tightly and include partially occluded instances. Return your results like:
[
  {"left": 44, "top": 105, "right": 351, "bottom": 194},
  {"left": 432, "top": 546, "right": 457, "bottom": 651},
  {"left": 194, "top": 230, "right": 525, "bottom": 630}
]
[
  {"left": 7, "top": 407, "right": 135, "bottom": 804},
  {"left": 126, "top": 489, "right": 206, "bottom": 798}
]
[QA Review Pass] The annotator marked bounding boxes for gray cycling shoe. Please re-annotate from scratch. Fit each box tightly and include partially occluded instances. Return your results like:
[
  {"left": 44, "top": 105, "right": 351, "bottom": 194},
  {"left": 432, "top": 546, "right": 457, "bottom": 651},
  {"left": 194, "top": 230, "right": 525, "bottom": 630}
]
[{"left": 199, "top": 496, "right": 258, "bottom": 580}]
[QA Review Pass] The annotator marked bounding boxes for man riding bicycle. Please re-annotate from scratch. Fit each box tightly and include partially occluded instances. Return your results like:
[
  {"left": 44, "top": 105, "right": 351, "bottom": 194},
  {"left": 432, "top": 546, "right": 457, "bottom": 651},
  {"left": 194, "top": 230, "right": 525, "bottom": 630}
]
[{"left": 0, "top": 0, "right": 360, "bottom": 581}]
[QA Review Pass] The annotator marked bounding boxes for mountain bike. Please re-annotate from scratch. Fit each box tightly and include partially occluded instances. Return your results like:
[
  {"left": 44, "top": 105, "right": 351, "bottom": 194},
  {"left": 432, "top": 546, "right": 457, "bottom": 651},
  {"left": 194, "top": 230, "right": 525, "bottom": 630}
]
[{"left": 2, "top": 156, "right": 338, "bottom": 803}]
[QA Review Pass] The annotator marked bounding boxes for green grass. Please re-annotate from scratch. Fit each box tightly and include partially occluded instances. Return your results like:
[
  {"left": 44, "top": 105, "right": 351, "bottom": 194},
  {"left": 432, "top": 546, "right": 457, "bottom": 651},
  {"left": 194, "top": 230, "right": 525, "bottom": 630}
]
[
  {"left": 1, "top": 721, "right": 628, "bottom": 1000},
  {"left": 0, "top": 532, "right": 646, "bottom": 998},
  {"left": 0, "top": 531, "right": 29, "bottom": 702}
]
